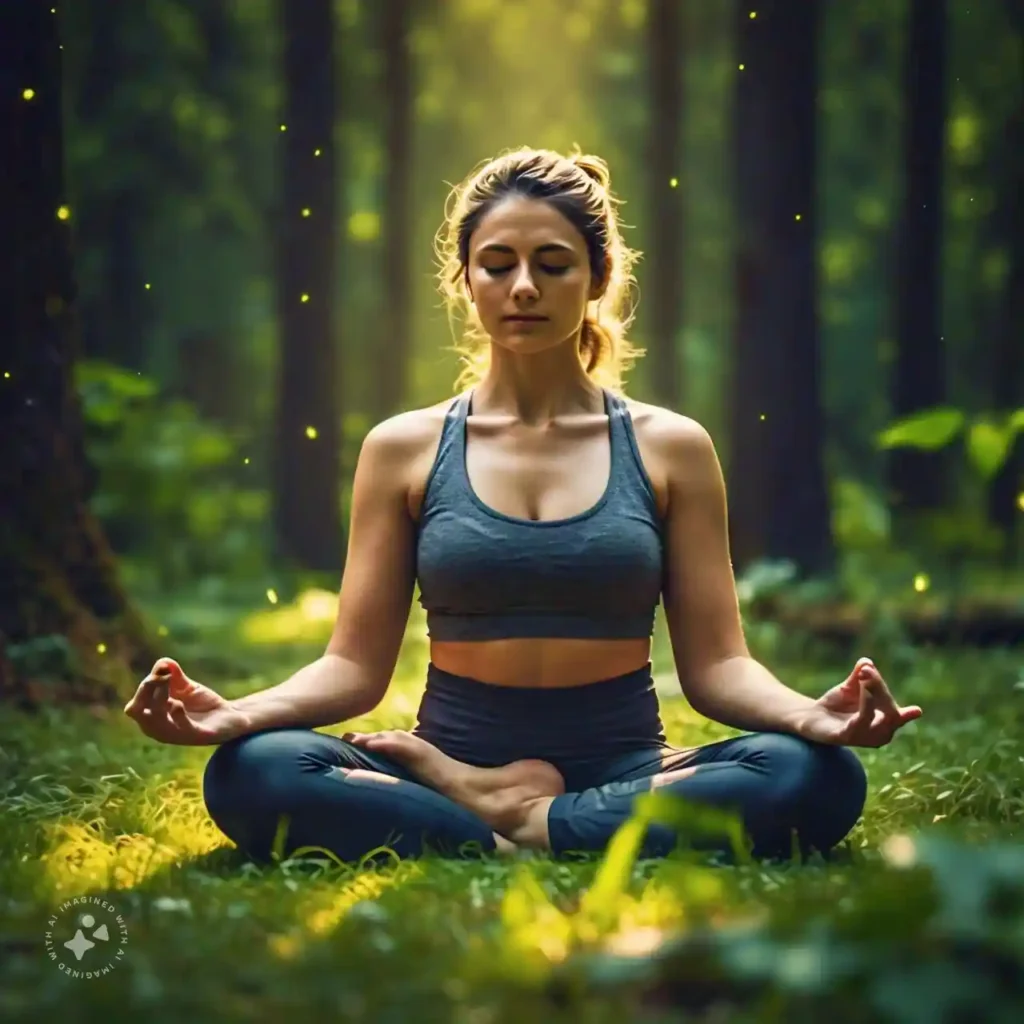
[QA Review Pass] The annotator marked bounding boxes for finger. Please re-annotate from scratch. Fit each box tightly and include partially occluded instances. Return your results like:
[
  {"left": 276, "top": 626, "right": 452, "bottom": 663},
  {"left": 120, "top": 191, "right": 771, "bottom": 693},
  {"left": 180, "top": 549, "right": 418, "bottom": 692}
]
[
  {"left": 852, "top": 673, "right": 873, "bottom": 729},
  {"left": 167, "top": 698, "right": 189, "bottom": 725},
  {"left": 150, "top": 680, "right": 170, "bottom": 714},
  {"left": 860, "top": 667, "right": 902, "bottom": 722},
  {"left": 124, "top": 676, "right": 165, "bottom": 718}
]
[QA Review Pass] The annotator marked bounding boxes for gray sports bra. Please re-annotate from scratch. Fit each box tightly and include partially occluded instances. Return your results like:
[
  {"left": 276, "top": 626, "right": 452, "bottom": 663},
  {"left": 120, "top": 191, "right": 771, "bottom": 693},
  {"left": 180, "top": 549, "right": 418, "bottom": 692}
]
[{"left": 414, "top": 389, "right": 664, "bottom": 640}]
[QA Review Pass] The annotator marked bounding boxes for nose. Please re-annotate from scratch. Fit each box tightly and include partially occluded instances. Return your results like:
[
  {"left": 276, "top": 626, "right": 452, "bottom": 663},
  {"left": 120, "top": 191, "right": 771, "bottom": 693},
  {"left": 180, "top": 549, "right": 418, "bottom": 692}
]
[{"left": 510, "top": 263, "right": 540, "bottom": 302}]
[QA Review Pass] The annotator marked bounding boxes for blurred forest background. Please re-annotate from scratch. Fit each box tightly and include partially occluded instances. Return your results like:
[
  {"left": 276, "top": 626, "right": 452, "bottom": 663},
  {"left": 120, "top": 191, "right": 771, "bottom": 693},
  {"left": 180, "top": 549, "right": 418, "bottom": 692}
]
[
  {"left": 3, "top": 0, "right": 1023, "bottom": 702},
  {"left": 4, "top": 5, "right": 1024, "bottom": 1020}
]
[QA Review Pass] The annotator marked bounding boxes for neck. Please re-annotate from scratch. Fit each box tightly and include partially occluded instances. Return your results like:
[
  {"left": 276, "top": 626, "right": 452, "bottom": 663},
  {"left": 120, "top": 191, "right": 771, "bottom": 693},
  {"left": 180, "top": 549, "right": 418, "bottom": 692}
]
[{"left": 473, "top": 340, "right": 602, "bottom": 424}]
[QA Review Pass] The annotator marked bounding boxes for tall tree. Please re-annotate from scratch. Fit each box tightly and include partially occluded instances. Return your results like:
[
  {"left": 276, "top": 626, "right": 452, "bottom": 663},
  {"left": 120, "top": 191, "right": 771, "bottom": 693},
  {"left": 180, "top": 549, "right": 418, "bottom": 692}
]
[
  {"left": 645, "top": 0, "right": 685, "bottom": 410},
  {"left": 374, "top": 0, "right": 414, "bottom": 422},
  {"left": 0, "top": 3, "right": 153, "bottom": 706},
  {"left": 67, "top": 2, "right": 150, "bottom": 372},
  {"left": 887, "top": 0, "right": 949, "bottom": 514},
  {"left": 727, "top": 1, "right": 833, "bottom": 577},
  {"left": 988, "top": 0, "right": 1024, "bottom": 560},
  {"left": 271, "top": 0, "right": 344, "bottom": 570}
]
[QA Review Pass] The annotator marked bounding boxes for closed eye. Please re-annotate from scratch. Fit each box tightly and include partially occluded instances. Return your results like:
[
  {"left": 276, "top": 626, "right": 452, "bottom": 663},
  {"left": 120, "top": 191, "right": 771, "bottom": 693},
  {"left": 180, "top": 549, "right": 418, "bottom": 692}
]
[{"left": 484, "top": 265, "right": 570, "bottom": 276}]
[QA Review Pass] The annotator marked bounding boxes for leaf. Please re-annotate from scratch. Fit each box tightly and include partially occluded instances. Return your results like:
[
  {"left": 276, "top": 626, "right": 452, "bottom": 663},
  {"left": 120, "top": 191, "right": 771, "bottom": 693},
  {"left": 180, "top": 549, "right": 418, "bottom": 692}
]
[
  {"left": 966, "top": 420, "right": 1014, "bottom": 480},
  {"left": 877, "top": 408, "right": 965, "bottom": 450}
]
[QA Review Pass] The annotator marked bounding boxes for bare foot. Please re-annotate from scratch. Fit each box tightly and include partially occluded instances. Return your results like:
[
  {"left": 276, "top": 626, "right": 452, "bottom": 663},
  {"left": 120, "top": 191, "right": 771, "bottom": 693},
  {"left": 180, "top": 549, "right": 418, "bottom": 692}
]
[{"left": 343, "top": 730, "right": 564, "bottom": 840}]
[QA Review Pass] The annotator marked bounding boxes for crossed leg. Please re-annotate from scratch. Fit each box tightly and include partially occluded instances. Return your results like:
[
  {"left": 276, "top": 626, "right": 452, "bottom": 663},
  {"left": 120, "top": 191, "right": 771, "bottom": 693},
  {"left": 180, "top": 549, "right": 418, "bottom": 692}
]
[
  {"left": 342, "top": 730, "right": 701, "bottom": 851},
  {"left": 203, "top": 727, "right": 866, "bottom": 865},
  {"left": 202, "top": 727, "right": 564, "bottom": 864},
  {"left": 348, "top": 728, "right": 868, "bottom": 861}
]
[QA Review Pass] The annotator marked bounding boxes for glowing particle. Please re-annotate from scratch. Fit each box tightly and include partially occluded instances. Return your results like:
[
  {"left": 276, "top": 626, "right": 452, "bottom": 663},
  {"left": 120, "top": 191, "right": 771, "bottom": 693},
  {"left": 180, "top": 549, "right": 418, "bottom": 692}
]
[
  {"left": 266, "top": 589, "right": 279, "bottom": 605},
  {"left": 157, "top": 625, "right": 169, "bottom": 637},
  {"left": 913, "top": 573, "right": 930, "bottom": 593},
  {"left": 669, "top": 177, "right": 678, "bottom": 188},
  {"left": 882, "top": 834, "right": 916, "bottom": 868},
  {"left": 144, "top": 282, "right": 151, "bottom": 290},
  {"left": 749, "top": 10, "right": 757, "bottom": 17},
  {"left": 301, "top": 207, "right": 311, "bottom": 217},
  {"left": 759, "top": 413, "right": 766, "bottom": 421},
  {"left": 243, "top": 457, "right": 250, "bottom": 465},
  {"left": 56, "top": 205, "right": 70, "bottom": 220},
  {"left": 300, "top": 292, "right": 310, "bottom": 303},
  {"left": 280, "top": 124, "right": 287, "bottom": 132},
  {"left": 3, "top": 372, "right": 9, "bottom": 379},
  {"left": 314, "top": 148, "right": 322, "bottom": 156},
  {"left": 97, "top": 643, "right": 107, "bottom": 654},
  {"left": 1016, "top": 492, "right": 1024, "bottom": 512},
  {"left": 795, "top": 213, "right": 802, "bottom": 221},
  {"left": 23, "top": 88, "right": 36, "bottom": 100},
  {"left": 738, "top": 63, "right": 745, "bottom": 71},
  {"left": 305, "top": 425, "right": 318, "bottom": 439}
]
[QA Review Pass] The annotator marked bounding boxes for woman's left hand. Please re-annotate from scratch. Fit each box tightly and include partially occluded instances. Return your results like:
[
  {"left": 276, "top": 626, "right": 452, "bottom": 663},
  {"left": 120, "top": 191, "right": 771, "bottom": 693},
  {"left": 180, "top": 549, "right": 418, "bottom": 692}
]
[{"left": 799, "top": 657, "right": 923, "bottom": 748}]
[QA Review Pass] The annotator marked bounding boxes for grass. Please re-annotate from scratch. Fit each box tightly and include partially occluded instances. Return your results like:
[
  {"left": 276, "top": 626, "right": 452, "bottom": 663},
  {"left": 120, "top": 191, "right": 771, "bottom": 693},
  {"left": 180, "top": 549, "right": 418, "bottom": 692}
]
[{"left": 2, "top": 590, "right": 1024, "bottom": 1022}]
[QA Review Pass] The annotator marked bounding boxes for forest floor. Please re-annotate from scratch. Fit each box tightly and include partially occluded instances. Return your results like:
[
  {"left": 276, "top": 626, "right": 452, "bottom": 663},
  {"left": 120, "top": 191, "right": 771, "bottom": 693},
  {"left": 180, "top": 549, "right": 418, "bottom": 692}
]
[{"left": 2, "top": 587, "right": 1023, "bottom": 1023}]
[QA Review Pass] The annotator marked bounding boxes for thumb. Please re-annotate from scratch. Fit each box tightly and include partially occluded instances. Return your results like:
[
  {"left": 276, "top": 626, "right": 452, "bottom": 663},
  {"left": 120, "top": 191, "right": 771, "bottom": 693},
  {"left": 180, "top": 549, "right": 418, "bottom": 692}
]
[{"left": 839, "top": 657, "right": 873, "bottom": 691}]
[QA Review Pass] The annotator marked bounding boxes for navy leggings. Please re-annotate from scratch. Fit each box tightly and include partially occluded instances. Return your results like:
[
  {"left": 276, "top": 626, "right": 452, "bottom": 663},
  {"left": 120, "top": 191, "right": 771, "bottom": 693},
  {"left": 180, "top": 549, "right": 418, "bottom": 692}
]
[{"left": 202, "top": 664, "right": 868, "bottom": 865}]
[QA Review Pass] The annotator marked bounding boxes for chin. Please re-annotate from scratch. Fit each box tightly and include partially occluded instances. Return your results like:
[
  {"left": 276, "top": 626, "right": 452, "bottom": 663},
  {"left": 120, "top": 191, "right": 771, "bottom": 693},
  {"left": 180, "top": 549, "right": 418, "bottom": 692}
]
[{"left": 493, "top": 334, "right": 564, "bottom": 356}]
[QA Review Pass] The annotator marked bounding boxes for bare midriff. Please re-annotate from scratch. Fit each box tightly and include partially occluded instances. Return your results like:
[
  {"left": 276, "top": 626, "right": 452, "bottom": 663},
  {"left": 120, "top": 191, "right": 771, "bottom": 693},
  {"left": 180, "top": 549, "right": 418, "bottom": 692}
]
[{"left": 429, "top": 637, "right": 652, "bottom": 689}]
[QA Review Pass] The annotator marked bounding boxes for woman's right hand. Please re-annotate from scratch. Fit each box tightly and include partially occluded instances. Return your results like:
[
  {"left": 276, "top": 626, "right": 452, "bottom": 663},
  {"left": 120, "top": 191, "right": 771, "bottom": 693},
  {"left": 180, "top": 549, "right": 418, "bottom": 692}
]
[{"left": 124, "top": 658, "right": 252, "bottom": 746}]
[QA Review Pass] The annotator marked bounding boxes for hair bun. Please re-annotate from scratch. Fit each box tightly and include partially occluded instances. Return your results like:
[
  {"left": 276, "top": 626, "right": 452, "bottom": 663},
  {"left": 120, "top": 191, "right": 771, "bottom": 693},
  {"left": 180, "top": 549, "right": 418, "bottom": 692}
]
[{"left": 570, "top": 151, "right": 611, "bottom": 191}]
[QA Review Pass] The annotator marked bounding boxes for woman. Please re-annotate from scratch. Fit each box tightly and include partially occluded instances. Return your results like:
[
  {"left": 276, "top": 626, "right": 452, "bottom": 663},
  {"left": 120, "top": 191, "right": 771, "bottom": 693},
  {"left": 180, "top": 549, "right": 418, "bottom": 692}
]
[{"left": 124, "top": 147, "right": 922, "bottom": 865}]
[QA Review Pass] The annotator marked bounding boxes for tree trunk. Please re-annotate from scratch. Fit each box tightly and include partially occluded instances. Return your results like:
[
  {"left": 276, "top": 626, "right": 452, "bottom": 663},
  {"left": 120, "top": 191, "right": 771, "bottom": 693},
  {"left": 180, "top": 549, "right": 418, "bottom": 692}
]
[
  {"left": 727, "top": 0, "right": 833, "bottom": 577},
  {"left": 0, "top": 3, "right": 154, "bottom": 707},
  {"left": 374, "top": 0, "right": 414, "bottom": 422},
  {"left": 645, "top": 0, "right": 685, "bottom": 411},
  {"left": 70, "top": 2, "right": 150, "bottom": 371},
  {"left": 988, "top": 0, "right": 1024, "bottom": 560},
  {"left": 271, "top": 0, "right": 344, "bottom": 571},
  {"left": 887, "top": 0, "right": 949, "bottom": 514}
]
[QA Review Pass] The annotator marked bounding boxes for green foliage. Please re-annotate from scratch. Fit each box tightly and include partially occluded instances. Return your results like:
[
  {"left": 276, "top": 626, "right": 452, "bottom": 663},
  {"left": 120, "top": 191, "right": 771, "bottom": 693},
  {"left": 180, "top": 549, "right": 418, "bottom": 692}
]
[
  {"left": 77, "top": 360, "right": 270, "bottom": 587},
  {"left": 4, "top": 635, "right": 79, "bottom": 684},
  {"left": 567, "top": 835, "right": 1024, "bottom": 1022},
  {"left": 877, "top": 407, "right": 967, "bottom": 451},
  {"left": 878, "top": 405, "right": 1024, "bottom": 482}
]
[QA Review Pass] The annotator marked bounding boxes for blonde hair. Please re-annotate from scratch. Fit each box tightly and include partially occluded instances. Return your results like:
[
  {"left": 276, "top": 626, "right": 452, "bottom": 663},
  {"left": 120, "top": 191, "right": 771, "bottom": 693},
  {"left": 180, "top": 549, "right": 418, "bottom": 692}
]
[{"left": 434, "top": 146, "right": 644, "bottom": 394}]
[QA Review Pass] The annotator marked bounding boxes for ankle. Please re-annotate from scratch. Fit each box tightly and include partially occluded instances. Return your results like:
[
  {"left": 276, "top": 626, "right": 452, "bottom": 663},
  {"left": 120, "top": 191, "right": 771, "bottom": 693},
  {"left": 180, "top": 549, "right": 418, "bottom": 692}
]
[{"left": 505, "top": 795, "right": 555, "bottom": 849}]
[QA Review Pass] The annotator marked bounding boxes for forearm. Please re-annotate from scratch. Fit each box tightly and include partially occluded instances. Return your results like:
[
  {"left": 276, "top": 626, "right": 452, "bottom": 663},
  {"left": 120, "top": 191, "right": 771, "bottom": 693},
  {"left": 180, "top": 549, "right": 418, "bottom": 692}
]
[
  {"left": 685, "top": 655, "right": 816, "bottom": 735},
  {"left": 230, "top": 654, "right": 382, "bottom": 733}
]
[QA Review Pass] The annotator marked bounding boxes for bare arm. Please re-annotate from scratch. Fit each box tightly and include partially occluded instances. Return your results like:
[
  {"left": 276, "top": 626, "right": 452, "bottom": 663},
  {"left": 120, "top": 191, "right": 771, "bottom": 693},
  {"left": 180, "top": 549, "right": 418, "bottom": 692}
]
[
  {"left": 660, "top": 417, "right": 817, "bottom": 735},
  {"left": 230, "top": 416, "right": 418, "bottom": 733}
]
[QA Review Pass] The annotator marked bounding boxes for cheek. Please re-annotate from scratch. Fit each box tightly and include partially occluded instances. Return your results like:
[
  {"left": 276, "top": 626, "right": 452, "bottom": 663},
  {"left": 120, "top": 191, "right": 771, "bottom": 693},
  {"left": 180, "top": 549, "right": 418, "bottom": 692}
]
[{"left": 469, "top": 275, "right": 505, "bottom": 314}]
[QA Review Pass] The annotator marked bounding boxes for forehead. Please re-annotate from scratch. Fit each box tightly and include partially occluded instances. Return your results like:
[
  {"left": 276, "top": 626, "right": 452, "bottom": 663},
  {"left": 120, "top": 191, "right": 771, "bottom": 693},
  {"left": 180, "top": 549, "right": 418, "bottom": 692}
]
[{"left": 470, "top": 195, "right": 585, "bottom": 254}]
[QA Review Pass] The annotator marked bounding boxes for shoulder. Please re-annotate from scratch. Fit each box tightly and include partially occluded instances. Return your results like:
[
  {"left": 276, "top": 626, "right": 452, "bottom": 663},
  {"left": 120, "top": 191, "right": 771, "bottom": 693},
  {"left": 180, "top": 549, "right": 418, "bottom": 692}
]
[
  {"left": 622, "top": 397, "right": 717, "bottom": 461},
  {"left": 360, "top": 395, "right": 460, "bottom": 464},
  {"left": 358, "top": 396, "right": 463, "bottom": 511},
  {"left": 614, "top": 397, "right": 720, "bottom": 509}
]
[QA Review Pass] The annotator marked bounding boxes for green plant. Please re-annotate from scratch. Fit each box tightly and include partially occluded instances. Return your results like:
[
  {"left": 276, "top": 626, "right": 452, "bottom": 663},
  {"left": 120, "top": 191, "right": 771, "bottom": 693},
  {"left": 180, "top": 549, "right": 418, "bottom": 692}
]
[
  {"left": 76, "top": 359, "right": 271, "bottom": 588},
  {"left": 877, "top": 405, "right": 1024, "bottom": 590}
]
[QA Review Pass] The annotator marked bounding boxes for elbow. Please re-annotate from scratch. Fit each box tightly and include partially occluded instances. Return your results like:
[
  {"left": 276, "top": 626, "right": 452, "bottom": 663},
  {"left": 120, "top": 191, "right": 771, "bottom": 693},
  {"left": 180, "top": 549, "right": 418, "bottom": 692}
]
[{"left": 679, "top": 653, "right": 744, "bottom": 716}]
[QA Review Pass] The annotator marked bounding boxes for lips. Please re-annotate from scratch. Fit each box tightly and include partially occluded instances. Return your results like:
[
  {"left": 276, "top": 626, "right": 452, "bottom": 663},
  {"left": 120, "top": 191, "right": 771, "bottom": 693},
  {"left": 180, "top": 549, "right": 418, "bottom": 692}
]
[{"left": 503, "top": 315, "right": 548, "bottom": 322}]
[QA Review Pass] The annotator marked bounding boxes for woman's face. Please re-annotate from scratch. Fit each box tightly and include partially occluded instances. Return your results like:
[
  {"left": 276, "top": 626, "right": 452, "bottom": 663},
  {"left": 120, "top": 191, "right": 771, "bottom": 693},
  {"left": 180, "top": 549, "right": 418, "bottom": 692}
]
[{"left": 465, "top": 195, "right": 604, "bottom": 355}]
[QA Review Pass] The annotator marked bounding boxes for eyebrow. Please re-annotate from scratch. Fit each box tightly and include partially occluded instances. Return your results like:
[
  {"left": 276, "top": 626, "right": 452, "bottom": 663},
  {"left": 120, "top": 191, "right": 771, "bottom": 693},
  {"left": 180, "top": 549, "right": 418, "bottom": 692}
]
[{"left": 477, "top": 242, "right": 576, "bottom": 256}]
